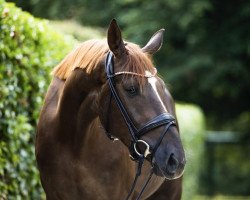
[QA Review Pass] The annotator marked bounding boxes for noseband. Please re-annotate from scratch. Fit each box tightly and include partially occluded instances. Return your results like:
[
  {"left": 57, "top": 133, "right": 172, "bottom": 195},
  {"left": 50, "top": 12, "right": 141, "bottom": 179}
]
[{"left": 104, "top": 52, "right": 176, "bottom": 200}]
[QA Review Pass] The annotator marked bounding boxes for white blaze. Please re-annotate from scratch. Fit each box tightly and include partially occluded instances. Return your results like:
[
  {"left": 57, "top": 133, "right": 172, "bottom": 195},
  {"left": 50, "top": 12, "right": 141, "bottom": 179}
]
[{"left": 146, "top": 71, "right": 167, "bottom": 112}]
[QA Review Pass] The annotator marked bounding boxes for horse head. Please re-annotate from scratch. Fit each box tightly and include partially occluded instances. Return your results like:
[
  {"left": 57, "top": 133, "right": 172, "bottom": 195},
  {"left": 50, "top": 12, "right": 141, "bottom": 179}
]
[{"left": 98, "top": 19, "right": 186, "bottom": 180}]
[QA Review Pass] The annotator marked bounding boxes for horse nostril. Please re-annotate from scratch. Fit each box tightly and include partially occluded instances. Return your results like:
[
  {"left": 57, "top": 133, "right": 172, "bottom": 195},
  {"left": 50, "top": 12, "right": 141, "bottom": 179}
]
[{"left": 166, "top": 153, "right": 179, "bottom": 174}]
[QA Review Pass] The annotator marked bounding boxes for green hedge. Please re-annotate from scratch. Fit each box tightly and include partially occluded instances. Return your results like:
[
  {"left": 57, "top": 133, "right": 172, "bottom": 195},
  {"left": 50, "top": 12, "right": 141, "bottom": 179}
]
[
  {"left": 0, "top": 1, "right": 76, "bottom": 199},
  {"left": 176, "top": 104, "right": 206, "bottom": 200}
]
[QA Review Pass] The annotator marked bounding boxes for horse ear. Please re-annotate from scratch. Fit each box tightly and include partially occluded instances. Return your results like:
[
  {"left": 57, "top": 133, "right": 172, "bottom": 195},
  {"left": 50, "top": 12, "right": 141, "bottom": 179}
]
[
  {"left": 107, "top": 19, "right": 126, "bottom": 58},
  {"left": 142, "top": 29, "right": 165, "bottom": 54}
]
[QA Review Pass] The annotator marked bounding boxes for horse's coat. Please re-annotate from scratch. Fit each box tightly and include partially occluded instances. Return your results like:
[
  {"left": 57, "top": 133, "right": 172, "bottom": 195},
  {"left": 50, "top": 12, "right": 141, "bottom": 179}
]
[{"left": 36, "top": 19, "right": 185, "bottom": 200}]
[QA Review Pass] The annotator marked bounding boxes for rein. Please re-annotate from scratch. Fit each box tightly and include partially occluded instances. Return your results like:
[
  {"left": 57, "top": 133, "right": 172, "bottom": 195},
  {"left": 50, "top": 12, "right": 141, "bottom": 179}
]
[{"left": 104, "top": 52, "right": 176, "bottom": 200}]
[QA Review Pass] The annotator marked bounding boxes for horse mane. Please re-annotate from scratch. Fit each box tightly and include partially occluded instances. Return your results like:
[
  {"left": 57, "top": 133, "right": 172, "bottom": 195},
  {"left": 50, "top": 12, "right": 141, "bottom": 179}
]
[
  {"left": 52, "top": 39, "right": 108, "bottom": 79},
  {"left": 52, "top": 39, "right": 155, "bottom": 83}
]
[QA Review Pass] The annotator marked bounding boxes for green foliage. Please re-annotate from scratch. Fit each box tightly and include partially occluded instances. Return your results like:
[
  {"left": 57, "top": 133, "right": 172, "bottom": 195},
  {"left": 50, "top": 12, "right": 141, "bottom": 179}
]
[
  {"left": 113, "top": 0, "right": 249, "bottom": 130},
  {"left": 0, "top": 1, "right": 76, "bottom": 198},
  {"left": 211, "top": 144, "right": 250, "bottom": 195},
  {"left": 201, "top": 132, "right": 250, "bottom": 196},
  {"left": 176, "top": 104, "right": 206, "bottom": 200}
]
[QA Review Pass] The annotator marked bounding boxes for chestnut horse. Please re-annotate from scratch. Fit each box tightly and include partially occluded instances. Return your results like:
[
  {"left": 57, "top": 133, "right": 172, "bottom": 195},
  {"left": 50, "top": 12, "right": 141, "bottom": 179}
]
[{"left": 36, "top": 19, "right": 186, "bottom": 200}]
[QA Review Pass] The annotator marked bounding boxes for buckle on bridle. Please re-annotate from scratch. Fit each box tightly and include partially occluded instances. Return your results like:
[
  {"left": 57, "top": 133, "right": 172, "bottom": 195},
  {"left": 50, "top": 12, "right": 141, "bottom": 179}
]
[{"left": 133, "top": 140, "right": 151, "bottom": 158}]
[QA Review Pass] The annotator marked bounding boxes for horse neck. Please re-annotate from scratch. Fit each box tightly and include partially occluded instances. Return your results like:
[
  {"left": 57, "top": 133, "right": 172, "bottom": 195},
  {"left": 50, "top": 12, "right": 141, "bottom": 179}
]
[{"left": 55, "top": 68, "right": 103, "bottom": 148}]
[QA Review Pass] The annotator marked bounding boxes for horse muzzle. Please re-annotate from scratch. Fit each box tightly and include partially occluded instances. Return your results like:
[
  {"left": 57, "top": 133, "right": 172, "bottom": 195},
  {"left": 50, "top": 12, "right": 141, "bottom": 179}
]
[
  {"left": 152, "top": 145, "right": 186, "bottom": 180},
  {"left": 133, "top": 137, "right": 186, "bottom": 180}
]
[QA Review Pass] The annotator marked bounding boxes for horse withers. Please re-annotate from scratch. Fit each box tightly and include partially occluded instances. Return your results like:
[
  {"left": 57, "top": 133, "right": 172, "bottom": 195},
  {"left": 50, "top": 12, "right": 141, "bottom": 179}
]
[{"left": 36, "top": 19, "right": 186, "bottom": 200}]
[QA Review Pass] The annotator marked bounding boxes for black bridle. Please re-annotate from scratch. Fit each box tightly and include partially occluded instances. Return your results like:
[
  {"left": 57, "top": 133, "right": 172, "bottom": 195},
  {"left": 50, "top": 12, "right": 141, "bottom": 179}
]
[{"left": 104, "top": 52, "right": 176, "bottom": 200}]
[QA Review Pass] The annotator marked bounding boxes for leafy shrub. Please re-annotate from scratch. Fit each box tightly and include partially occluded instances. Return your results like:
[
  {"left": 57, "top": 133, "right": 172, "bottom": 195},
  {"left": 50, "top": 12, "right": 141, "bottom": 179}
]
[
  {"left": 176, "top": 104, "right": 206, "bottom": 200},
  {"left": 0, "top": 1, "right": 76, "bottom": 199}
]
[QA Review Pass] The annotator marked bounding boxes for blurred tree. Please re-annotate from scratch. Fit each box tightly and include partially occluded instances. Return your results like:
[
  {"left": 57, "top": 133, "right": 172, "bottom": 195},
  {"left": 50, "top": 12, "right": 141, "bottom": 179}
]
[
  {"left": 7, "top": 0, "right": 250, "bottom": 130},
  {"left": 112, "top": 0, "right": 250, "bottom": 131}
]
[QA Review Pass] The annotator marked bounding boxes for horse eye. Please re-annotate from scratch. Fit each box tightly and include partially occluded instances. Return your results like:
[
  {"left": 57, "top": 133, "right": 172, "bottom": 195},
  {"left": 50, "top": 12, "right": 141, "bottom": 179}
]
[{"left": 125, "top": 86, "right": 138, "bottom": 96}]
